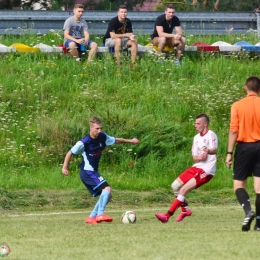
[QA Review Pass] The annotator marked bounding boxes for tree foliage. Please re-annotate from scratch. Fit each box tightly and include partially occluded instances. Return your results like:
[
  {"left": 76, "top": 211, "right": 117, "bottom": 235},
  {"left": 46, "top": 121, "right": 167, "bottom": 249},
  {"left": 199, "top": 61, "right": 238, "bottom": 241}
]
[
  {"left": 0, "top": 0, "right": 259, "bottom": 10},
  {"left": 21, "top": 0, "right": 51, "bottom": 9},
  {"left": 157, "top": 0, "right": 260, "bottom": 11},
  {"left": 0, "top": 0, "right": 74, "bottom": 10},
  {"left": 0, "top": 0, "right": 21, "bottom": 9}
]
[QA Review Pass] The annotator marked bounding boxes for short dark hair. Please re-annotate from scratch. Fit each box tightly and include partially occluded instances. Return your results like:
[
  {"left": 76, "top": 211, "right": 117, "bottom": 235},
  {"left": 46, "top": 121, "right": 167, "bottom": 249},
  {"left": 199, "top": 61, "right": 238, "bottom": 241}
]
[
  {"left": 196, "top": 114, "right": 210, "bottom": 124},
  {"left": 74, "top": 4, "right": 84, "bottom": 9},
  {"left": 245, "top": 76, "right": 260, "bottom": 92},
  {"left": 118, "top": 5, "right": 127, "bottom": 11},
  {"left": 165, "top": 4, "right": 175, "bottom": 10}
]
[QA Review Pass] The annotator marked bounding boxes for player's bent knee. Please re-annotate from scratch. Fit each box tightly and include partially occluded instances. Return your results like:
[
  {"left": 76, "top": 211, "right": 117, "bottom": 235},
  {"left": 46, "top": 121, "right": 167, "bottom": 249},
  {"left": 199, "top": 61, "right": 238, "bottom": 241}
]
[
  {"left": 90, "top": 42, "right": 98, "bottom": 49},
  {"left": 68, "top": 42, "right": 77, "bottom": 48},
  {"left": 171, "top": 180, "right": 182, "bottom": 196},
  {"left": 159, "top": 38, "right": 166, "bottom": 45},
  {"left": 129, "top": 41, "right": 137, "bottom": 48},
  {"left": 103, "top": 186, "right": 111, "bottom": 192},
  {"left": 114, "top": 38, "right": 121, "bottom": 45}
]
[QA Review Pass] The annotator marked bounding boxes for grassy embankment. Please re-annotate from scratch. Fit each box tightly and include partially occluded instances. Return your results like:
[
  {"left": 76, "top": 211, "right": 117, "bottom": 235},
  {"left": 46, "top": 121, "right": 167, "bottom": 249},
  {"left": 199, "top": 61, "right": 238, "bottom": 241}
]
[{"left": 0, "top": 30, "right": 259, "bottom": 210}]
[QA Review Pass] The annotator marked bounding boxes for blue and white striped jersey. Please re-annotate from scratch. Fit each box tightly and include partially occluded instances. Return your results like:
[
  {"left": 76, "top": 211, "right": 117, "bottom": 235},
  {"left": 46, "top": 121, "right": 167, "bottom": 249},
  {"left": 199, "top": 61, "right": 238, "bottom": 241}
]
[{"left": 70, "top": 132, "right": 116, "bottom": 171}]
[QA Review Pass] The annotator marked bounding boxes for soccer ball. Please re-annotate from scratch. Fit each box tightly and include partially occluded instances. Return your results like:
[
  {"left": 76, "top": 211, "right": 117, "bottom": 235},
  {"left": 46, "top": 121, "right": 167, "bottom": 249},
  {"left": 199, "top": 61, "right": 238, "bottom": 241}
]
[
  {"left": 0, "top": 243, "right": 11, "bottom": 257},
  {"left": 121, "top": 211, "right": 136, "bottom": 224}
]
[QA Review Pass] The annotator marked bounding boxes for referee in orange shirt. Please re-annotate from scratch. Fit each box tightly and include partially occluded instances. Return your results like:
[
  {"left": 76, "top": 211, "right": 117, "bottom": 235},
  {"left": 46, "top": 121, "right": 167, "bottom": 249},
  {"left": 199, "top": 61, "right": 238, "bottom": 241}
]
[{"left": 226, "top": 76, "right": 260, "bottom": 232}]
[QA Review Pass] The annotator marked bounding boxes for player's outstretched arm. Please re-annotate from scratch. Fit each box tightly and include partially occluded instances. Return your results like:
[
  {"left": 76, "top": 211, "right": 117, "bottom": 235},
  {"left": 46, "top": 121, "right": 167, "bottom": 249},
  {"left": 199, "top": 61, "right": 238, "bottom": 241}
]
[{"left": 115, "top": 138, "right": 140, "bottom": 144}]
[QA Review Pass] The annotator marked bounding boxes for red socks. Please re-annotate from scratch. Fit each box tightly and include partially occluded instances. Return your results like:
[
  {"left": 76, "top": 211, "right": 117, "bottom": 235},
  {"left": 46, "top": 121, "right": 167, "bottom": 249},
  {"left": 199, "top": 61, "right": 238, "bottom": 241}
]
[
  {"left": 166, "top": 195, "right": 186, "bottom": 218},
  {"left": 181, "top": 200, "right": 189, "bottom": 212}
]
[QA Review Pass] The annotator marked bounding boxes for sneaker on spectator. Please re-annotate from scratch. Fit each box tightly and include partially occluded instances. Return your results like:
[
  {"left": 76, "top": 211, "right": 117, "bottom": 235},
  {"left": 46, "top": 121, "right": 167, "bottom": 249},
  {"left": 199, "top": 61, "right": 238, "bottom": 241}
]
[
  {"left": 242, "top": 210, "right": 255, "bottom": 231},
  {"left": 155, "top": 213, "right": 168, "bottom": 223},
  {"left": 175, "top": 209, "right": 192, "bottom": 222},
  {"left": 174, "top": 60, "right": 181, "bottom": 65}
]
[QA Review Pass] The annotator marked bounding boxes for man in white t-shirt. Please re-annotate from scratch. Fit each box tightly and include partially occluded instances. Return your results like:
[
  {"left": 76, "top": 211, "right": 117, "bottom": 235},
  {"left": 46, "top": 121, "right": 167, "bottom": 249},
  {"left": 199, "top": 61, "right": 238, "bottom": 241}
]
[
  {"left": 155, "top": 114, "right": 218, "bottom": 223},
  {"left": 63, "top": 4, "right": 97, "bottom": 62}
]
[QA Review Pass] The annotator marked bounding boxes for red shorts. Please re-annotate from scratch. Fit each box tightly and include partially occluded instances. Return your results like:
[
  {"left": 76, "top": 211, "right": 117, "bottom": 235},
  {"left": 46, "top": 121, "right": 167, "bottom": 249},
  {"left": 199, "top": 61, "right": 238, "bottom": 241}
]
[{"left": 178, "top": 167, "right": 213, "bottom": 188}]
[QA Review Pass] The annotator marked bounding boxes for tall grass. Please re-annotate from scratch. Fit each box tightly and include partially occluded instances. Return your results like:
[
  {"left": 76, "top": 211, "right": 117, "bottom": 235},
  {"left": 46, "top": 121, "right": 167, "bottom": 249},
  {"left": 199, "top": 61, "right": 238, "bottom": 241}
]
[{"left": 1, "top": 30, "right": 260, "bottom": 191}]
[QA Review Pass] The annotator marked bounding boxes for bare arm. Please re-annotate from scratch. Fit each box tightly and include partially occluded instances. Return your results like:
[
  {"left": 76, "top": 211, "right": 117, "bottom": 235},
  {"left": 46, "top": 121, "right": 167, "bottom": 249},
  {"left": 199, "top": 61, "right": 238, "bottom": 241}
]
[
  {"left": 204, "top": 147, "right": 217, "bottom": 155},
  {"left": 64, "top": 30, "right": 84, "bottom": 44},
  {"left": 83, "top": 31, "right": 90, "bottom": 44},
  {"left": 193, "top": 147, "right": 217, "bottom": 163},
  {"left": 156, "top": 26, "right": 175, "bottom": 38},
  {"left": 62, "top": 151, "right": 73, "bottom": 176},
  {"left": 115, "top": 138, "right": 140, "bottom": 144},
  {"left": 225, "top": 131, "right": 238, "bottom": 168},
  {"left": 110, "top": 32, "right": 135, "bottom": 41},
  {"left": 156, "top": 25, "right": 183, "bottom": 40},
  {"left": 175, "top": 26, "right": 182, "bottom": 35},
  {"left": 192, "top": 156, "right": 201, "bottom": 163},
  {"left": 193, "top": 154, "right": 207, "bottom": 163}
]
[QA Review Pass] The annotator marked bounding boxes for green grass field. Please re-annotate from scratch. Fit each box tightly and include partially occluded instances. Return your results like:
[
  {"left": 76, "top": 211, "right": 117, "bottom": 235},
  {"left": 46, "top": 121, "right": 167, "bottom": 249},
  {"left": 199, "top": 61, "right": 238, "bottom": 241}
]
[
  {"left": 2, "top": 204, "right": 260, "bottom": 260},
  {"left": 1, "top": 188, "right": 259, "bottom": 259}
]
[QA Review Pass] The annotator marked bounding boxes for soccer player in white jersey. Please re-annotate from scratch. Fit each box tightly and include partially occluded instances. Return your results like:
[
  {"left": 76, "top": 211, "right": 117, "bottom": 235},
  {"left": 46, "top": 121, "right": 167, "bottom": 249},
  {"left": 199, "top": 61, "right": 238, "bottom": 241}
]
[{"left": 155, "top": 114, "right": 218, "bottom": 223}]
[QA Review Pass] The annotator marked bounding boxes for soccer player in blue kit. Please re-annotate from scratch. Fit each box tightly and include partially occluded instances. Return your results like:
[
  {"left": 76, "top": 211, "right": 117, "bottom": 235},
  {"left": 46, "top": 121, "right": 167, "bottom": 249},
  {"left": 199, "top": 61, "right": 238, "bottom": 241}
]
[{"left": 62, "top": 117, "right": 140, "bottom": 224}]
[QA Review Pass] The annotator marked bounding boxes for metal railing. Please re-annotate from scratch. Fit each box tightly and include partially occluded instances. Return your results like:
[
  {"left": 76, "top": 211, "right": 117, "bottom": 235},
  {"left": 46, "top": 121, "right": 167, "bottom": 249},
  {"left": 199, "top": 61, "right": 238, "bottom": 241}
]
[{"left": 0, "top": 10, "right": 259, "bottom": 36}]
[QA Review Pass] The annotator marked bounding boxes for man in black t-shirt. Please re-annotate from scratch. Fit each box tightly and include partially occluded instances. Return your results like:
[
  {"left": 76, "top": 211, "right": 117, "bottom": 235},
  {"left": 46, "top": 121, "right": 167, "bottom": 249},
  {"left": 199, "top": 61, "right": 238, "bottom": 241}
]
[
  {"left": 151, "top": 4, "right": 186, "bottom": 65},
  {"left": 103, "top": 5, "right": 138, "bottom": 66}
]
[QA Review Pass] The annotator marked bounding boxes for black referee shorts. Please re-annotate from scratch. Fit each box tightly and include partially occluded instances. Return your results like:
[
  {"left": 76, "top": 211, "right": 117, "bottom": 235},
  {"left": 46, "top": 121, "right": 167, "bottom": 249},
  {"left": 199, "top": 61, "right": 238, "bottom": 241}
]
[{"left": 233, "top": 141, "right": 260, "bottom": 180}]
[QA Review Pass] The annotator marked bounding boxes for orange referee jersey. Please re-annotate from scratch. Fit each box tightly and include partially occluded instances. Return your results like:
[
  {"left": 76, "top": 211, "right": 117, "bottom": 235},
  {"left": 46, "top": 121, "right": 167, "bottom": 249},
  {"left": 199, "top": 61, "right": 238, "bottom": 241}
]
[{"left": 230, "top": 93, "right": 260, "bottom": 142}]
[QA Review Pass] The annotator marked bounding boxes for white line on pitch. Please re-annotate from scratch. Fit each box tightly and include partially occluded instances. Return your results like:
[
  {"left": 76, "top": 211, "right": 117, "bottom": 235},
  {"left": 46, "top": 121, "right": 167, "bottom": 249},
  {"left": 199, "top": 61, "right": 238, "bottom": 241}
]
[
  {"left": 7, "top": 205, "right": 241, "bottom": 218},
  {"left": 8, "top": 208, "right": 163, "bottom": 217}
]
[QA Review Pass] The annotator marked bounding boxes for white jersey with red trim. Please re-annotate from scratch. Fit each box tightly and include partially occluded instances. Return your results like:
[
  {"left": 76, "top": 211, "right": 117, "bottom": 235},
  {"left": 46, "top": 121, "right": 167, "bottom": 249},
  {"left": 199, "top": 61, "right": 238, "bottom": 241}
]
[{"left": 192, "top": 129, "right": 218, "bottom": 175}]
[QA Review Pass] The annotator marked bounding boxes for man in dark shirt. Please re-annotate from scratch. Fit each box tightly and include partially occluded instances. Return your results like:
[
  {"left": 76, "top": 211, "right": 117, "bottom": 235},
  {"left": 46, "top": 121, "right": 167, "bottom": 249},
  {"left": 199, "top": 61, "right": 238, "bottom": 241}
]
[
  {"left": 103, "top": 5, "right": 138, "bottom": 66},
  {"left": 151, "top": 4, "right": 186, "bottom": 65}
]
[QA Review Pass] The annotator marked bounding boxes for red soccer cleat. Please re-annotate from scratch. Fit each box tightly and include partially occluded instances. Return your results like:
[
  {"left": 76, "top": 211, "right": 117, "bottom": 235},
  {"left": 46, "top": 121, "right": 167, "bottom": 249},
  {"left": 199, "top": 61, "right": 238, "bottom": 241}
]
[
  {"left": 96, "top": 214, "right": 113, "bottom": 223},
  {"left": 155, "top": 213, "right": 169, "bottom": 223},
  {"left": 175, "top": 209, "right": 192, "bottom": 222},
  {"left": 85, "top": 216, "right": 98, "bottom": 225}
]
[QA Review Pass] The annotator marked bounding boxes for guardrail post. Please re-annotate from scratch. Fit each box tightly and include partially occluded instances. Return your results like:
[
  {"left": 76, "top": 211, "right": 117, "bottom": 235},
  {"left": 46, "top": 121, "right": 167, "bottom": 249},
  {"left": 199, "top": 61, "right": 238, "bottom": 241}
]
[{"left": 256, "top": 12, "right": 260, "bottom": 38}]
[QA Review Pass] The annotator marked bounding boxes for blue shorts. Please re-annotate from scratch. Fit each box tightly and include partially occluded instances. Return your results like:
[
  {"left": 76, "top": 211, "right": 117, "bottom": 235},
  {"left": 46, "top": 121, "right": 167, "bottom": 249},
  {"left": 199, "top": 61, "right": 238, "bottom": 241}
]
[
  {"left": 64, "top": 39, "right": 94, "bottom": 49},
  {"left": 80, "top": 169, "right": 109, "bottom": 197}
]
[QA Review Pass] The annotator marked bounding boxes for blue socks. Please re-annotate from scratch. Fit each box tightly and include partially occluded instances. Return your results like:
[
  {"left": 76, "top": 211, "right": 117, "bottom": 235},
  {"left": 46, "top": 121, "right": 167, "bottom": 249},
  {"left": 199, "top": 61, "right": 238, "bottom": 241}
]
[
  {"left": 97, "top": 190, "right": 111, "bottom": 215},
  {"left": 89, "top": 201, "right": 99, "bottom": 218},
  {"left": 89, "top": 190, "right": 111, "bottom": 218}
]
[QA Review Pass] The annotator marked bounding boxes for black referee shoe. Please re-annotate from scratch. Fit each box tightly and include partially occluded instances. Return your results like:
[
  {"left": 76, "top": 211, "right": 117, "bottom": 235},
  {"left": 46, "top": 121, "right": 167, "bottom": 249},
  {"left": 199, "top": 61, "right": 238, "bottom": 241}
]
[
  {"left": 254, "top": 224, "right": 260, "bottom": 231},
  {"left": 242, "top": 210, "right": 255, "bottom": 232}
]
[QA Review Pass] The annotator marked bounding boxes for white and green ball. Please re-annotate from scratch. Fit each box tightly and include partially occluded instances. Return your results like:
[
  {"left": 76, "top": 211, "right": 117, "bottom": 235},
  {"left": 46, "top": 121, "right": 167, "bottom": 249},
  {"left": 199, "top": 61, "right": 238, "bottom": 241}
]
[
  {"left": 0, "top": 243, "right": 11, "bottom": 257},
  {"left": 121, "top": 211, "right": 136, "bottom": 224}
]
